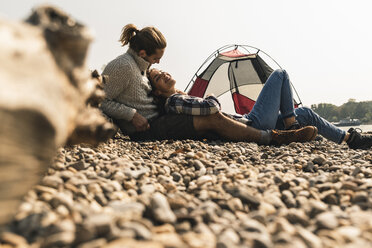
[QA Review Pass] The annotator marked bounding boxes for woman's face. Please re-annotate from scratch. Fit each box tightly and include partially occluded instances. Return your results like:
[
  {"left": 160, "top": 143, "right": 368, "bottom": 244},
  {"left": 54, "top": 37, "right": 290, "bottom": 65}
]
[
  {"left": 143, "top": 48, "right": 165, "bottom": 65},
  {"left": 149, "top": 69, "right": 176, "bottom": 95}
]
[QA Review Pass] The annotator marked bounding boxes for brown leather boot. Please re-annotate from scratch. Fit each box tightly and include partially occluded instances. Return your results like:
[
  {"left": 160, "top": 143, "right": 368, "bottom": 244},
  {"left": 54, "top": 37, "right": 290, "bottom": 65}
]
[{"left": 270, "top": 126, "right": 318, "bottom": 145}]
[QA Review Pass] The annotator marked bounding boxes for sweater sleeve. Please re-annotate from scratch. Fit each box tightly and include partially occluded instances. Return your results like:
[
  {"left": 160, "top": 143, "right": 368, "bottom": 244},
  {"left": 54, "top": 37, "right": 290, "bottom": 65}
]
[
  {"left": 101, "top": 59, "right": 138, "bottom": 121},
  {"left": 100, "top": 98, "right": 136, "bottom": 121},
  {"left": 103, "top": 61, "right": 132, "bottom": 100}
]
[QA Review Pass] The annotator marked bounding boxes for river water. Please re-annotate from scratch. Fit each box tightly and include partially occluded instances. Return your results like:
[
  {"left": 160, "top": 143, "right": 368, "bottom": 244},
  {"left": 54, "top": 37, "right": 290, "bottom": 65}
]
[{"left": 336, "top": 124, "right": 372, "bottom": 132}]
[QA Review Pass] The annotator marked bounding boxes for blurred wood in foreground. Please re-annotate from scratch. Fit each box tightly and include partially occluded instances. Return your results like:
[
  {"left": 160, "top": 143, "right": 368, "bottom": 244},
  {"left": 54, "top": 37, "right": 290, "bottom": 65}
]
[{"left": 0, "top": 5, "right": 116, "bottom": 228}]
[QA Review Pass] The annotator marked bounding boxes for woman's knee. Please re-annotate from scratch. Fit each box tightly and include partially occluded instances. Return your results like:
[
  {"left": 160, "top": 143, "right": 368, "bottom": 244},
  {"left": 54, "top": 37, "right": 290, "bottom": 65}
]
[{"left": 271, "top": 69, "right": 287, "bottom": 80}]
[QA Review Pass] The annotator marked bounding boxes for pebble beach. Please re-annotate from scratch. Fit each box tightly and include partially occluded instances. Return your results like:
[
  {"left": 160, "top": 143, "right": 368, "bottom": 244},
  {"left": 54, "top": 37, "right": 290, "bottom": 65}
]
[{"left": 1, "top": 133, "right": 372, "bottom": 248}]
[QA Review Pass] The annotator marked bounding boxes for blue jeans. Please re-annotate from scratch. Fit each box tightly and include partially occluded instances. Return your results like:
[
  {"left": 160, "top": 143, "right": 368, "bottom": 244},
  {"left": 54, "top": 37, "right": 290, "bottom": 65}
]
[{"left": 243, "top": 69, "right": 346, "bottom": 144}]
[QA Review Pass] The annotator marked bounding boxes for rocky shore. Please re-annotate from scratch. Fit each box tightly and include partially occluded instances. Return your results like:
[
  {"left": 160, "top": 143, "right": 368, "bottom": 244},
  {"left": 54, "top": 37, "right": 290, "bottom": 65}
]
[{"left": 1, "top": 133, "right": 372, "bottom": 248}]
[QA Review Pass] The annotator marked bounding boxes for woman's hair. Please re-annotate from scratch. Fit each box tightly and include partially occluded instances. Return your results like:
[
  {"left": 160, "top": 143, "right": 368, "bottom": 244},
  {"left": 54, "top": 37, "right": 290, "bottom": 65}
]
[
  {"left": 119, "top": 24, "right": 167, "bottom": 56},
  {"left": 147, "top": 68, "right": 167, "bottom": 115}
]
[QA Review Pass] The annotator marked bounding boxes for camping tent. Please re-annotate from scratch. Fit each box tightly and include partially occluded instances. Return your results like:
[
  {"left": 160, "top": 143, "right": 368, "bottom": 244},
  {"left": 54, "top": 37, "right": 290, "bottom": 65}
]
[{"left": 185, "top": 44, "right": 302, "bottom": 115}]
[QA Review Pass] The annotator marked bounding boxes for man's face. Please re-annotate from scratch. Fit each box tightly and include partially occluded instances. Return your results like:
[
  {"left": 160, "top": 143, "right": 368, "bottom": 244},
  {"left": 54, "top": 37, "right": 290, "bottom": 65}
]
[
  {"left": 149, "top": 69, "right": 176, "bottom": 95},
  {"left": 143, "top": 48, "right": 165, "bottom": 65}
]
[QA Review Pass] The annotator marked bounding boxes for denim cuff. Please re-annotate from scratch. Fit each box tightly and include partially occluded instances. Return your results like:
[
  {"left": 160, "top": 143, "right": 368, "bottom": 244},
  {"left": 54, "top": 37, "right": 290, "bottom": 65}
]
[
  {"left": 338, "top": 131, "right": 346, "bottom": 144},
  {"left": 281, "top": 112, "right": 296, "bottom": 120}
]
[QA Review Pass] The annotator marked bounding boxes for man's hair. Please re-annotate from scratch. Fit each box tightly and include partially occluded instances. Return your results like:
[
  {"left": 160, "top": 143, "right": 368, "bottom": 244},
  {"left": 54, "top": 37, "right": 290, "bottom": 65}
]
[{"left": 119, "top": 24, "right": 167, "bottom": 56}]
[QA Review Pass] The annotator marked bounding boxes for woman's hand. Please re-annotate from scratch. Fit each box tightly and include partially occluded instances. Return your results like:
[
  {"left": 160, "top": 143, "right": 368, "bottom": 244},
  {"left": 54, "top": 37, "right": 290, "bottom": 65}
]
[{"left": 131, "top": 112, "right": 150, "bottom": 131}]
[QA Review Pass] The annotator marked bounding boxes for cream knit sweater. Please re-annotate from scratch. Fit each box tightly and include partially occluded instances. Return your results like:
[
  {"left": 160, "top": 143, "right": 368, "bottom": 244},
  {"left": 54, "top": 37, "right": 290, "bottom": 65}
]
[{"left": 100, "top": 49, "right": 158, "bottom": 131}]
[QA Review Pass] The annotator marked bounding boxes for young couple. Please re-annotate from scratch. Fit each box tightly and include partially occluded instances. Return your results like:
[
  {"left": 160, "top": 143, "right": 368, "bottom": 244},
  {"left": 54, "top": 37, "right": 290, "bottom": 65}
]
[{"left": 100, "top": 24, "right": 372, "bottom": 149}]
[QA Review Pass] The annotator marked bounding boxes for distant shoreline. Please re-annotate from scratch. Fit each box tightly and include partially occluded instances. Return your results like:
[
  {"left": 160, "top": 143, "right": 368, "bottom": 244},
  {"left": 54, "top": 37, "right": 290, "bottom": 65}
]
[{"left": 335, "top": 124, "right": 372, "bottom": 132}]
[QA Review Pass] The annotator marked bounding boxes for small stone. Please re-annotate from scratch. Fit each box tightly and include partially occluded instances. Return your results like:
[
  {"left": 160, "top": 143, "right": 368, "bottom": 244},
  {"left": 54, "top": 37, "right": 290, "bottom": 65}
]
[
  {"left": 0, "top": 232, "right": 28, "bottom": 247},
  {"left": 274, "top": 176, "right": 284, "bottom": 184},
  {"left": 76, "top": 238, "right": 107, "bottom": 248},
  {"left": 263, "top": 194, "right": 285, "bottom": 209},
  {"left": 241, "top": 219, "right": 267, "bottom": 233},
  {"left": 228, "top": 187, "right": 260, "bottom": 209},
  {"left": 56, "top": 205, "right": 70, "bottom": 217},
  {"left": 118, "top": 221, "right": 152, "bottom": 240},
  {"left": 197, "top": 175, "right": 213, "bottom": 186},
  {"left": 105, "top": 238, "right": 163, "bottom": 248},
  {"left": 252, "top": 234, "right": 273, "bottom": 248},
  {"left": 42, "top": 175, "right": 64, "bottom": 189},
  {"left": 316, "top": 211, "right": 338, "bottom": 229},
  {"left": 171, "top": 172, "right": 182, "bottom": 182},
  {"left": 281, "top": 190, "right": 296, "bottom": 208},
  {"left": 186, "top": 152, "right": 196, "bottom": 158},
  {"left": 337, "top": 226, "right": 361, "bottom": 242},
  {"left": 175, "top": 221, "right": 191, "bottom": 233},
  {"left": 85, "top": 213, "right": 113, "bottom": 237},
  {"left": 341, "top": 181, "right": 358, "bottom": 191},
  {"left": 352, "top": 191, "right": 368, "bottom": 203},
  {"left": 34, "top": 185, "right": 58, "bottom": 194},
  {"left": 49, "top": 191, "right": 74, "bottom": 210},
  {"left": 259, "top": 202, "right": 276, "bottom": 215},
  {"left": 286, "top": 209, "right": 309, "bottom": 226},
  {"left": 351, "top": 167, "right": 362, "bottom": 177},
  {"left": 69, "top": 160, "right": 89, "bottom": 171},
  {"left": 193, "top": 159, "right": 204, "bottom": 169},
  {"left": 219, "top": 228, "right": 240, "bottom": 244},
  {"left": 227, "top": 197, "right": 244, "bottom": 212},
  {"left": 195, "top": 151, "right": 205, "bottom": 158},
  {"left": 312, "top": 155, "right": 326, "bottom": 165},
  {"left": 140, "top": 184, "right": 156, "bottom": 194},
  {"left": 152, "top": 232, "right": 185, "bottom": 247},
  {"left": 94, "top": 193, "right": 108, "bottom": 206},
  {"left": 272, "top": 217, "right": 296, "bottom": 235},
  {"left": 152, "top": 223, "right": 175, "bottom": 233},
  {"left": 109, "top": 201, "right": 145, "bottom": 219},
  {"left": 322, "top": 191, "right": 339, "bottom": 205},
  {"left": 303, "top": 161, "right": 315, "bottom": 172},
  {"left": 279, "top": 181, "right": 290, "bottom": 191},
  {"left": 87, "top": 183, "right": 102, "bottom": 194},
  {"left": 150, "top": 192, "right": 176, "bottom": 223},
  {"left": 308, "top": 199, "right": 327, "bottom": 218},
  {"left": 237, "top": 156, "right": 245, "bottom": 164},
  {"left": 296, "top": 226, "right": 322, "bottom": 248},
  {"left": 182, "top": 227, "right": 216, "bottom": 248}
]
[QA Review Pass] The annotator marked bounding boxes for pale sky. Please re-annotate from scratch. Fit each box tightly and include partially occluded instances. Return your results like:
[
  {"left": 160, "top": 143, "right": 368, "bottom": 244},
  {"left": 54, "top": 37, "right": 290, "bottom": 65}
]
[{"left": 1, "top": 0, "right": 372, "bottom": 107}]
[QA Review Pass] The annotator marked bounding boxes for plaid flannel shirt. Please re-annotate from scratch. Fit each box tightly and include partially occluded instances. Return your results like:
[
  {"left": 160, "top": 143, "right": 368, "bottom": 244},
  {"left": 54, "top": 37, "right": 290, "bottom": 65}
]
[{"left": 165, "top": 93, "right": 221, "bottom": 115}]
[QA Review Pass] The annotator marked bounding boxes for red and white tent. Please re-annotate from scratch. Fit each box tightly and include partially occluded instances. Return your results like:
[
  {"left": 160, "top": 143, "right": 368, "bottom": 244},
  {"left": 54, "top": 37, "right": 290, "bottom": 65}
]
[{"left": 185, "top": 45, "right": 301, "bottom": 115}]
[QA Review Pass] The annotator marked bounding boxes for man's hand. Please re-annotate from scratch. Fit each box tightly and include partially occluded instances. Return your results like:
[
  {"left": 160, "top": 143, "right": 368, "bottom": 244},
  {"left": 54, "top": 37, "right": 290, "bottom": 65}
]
[{"left": 131, "top": 112, "right": 150, "bottom": 132}]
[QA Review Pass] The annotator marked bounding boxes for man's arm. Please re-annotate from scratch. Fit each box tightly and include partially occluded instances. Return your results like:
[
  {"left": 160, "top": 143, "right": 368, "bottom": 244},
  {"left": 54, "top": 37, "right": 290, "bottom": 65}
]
[
  {"left": 165, "top": 93, "right": 221, "bottom": 115},
  {"left": 100, "top": 98, "right": 136, "bottom": 121},
  {"left": 100, "top": 99, "right": 149, "bottom": 131}
]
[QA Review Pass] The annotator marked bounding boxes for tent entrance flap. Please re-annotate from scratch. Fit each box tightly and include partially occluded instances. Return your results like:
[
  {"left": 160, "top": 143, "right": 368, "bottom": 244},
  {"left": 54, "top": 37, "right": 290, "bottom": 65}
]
[{"left": 232, "top": 92, "right": 256, "bottom": 115}]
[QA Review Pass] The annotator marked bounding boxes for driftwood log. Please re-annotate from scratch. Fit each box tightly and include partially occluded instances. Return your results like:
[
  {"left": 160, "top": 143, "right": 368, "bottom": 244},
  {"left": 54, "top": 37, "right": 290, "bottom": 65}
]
[{"left": 0, "top": 5, "right": 116, "bottom": 227}]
